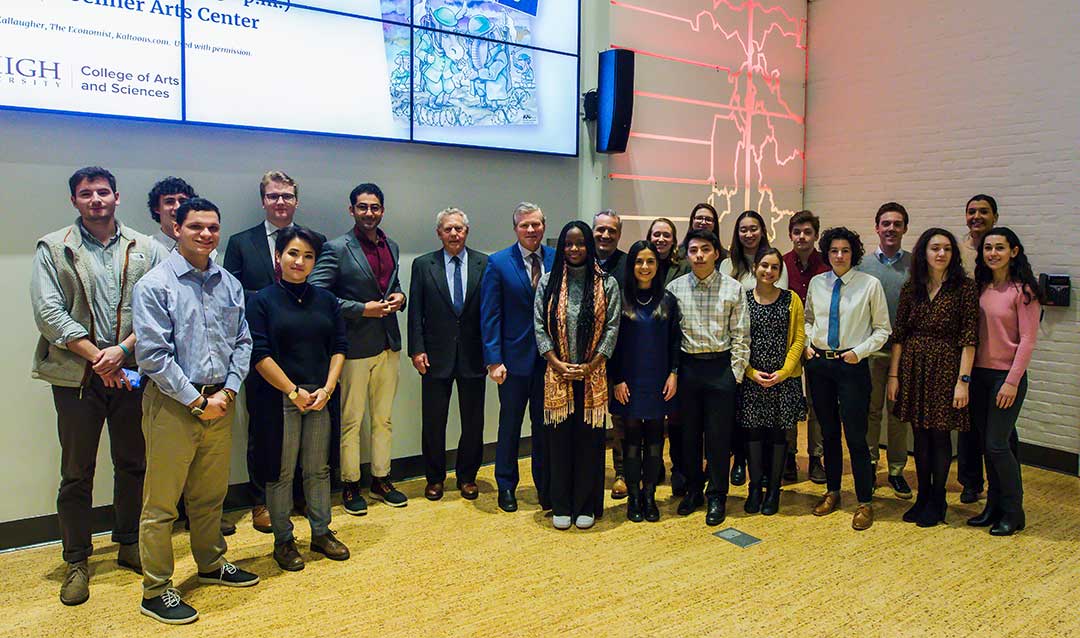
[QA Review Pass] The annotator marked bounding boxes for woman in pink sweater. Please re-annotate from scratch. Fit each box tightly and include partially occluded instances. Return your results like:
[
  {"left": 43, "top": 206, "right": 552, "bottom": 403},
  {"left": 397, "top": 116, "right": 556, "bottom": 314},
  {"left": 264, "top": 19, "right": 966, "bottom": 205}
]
[{"left": 968, "top": 227, "right": 1042, "bottom": 536}]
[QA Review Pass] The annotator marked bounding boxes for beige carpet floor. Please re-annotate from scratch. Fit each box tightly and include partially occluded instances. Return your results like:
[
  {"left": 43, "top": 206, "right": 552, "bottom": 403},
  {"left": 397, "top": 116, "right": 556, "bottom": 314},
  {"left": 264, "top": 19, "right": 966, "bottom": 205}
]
[{"left": 2, "top": 456, "right": 1079, "bottom": 638}]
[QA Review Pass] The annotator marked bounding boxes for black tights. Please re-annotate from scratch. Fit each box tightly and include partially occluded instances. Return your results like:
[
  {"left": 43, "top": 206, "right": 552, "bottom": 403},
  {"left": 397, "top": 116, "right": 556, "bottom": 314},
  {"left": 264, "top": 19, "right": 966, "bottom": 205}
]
[
  {"left": 747, "top": 428, "right": 789, "bottom": 489},
  {"left": 913, "top": 428, "right": 952, "bottom": 502},
  {"left": 623, "top": 419, "right": 664, "bottom": 492}
]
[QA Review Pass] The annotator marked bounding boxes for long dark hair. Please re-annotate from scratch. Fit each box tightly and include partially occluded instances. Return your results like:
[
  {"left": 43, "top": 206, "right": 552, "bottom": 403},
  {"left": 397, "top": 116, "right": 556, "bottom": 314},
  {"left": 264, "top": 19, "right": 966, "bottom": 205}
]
[
  {"left": 683, "top": 203, "right": 728, "bottom": 260},
  {"left": 729, "top": 210, "right": 769, "bottom": 280},
  {"left": 908, "top": 228, "right": 965, "bottom": 302},
  {"left": 621, "top": 240, "right": 669, "bottom": 319},
  {"left": 543, "top": 221, "right": 605, "bottom": 359},
  {"left": 974, "top": 227, "right": 1043, "bottom": 304}
]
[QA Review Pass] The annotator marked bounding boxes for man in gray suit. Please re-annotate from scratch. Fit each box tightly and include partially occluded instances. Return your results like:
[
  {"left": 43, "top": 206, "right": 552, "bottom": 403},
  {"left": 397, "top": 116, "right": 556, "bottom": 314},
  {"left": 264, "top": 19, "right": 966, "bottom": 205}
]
[{"left": 309, "top": 183, "right": 407, "bottom": 514}]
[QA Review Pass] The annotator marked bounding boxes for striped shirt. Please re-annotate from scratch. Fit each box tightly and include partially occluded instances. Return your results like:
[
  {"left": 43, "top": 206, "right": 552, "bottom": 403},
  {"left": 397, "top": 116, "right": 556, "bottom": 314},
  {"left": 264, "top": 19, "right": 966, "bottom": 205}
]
[{"left": 666, "top": 269, "right": 750, "bottom": 382}]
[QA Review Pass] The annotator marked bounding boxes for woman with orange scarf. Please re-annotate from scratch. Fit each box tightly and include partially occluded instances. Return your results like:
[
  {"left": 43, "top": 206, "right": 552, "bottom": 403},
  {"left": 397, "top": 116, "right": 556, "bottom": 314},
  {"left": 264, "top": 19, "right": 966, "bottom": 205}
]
[{"left": 533, "top": 221, "right": 621, "bottom": 530}]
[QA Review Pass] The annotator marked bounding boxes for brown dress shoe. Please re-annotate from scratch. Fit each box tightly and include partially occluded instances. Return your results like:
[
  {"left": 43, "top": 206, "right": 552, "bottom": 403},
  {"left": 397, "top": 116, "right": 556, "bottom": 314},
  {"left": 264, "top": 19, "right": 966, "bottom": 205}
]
[
  {"left": 273, "top": 539, "right": 305, "bottom": 571},
  {"left": 311, "top": 531, "right": 350, "bottom": 561},
  {"left": 425, "top": 482, "right": 444, "bottom": 501},
  {"left": 252, "top": 505, "right": 272, "bottom": 533},
  {"left": 852, "top": 504, "right": 874, "bottom": 530},
  {"left": 812, "top": 492, "right": 841, "bottom": 516},
  {"left": 611, "top": 476, "right": 628, "bottom": 500},
  {"left": 458, "top": 482, "right": 479, "bottom": 500}
]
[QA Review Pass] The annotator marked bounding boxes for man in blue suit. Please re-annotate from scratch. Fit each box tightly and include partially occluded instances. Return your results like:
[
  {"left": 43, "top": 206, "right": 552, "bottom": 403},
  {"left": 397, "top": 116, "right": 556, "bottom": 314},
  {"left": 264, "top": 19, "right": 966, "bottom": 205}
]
[{"left": 480, "top": 202, "right": 553, "bottom": 512}]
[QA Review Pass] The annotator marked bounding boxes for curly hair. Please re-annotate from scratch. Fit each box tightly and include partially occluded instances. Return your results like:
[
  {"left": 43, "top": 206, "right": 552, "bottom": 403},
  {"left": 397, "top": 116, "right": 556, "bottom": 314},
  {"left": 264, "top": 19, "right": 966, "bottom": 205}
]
[
  {"left": 818, "top": 226, "right": 865, "bottom": 267},
  {"left": 908, "top": 228, "right": 965, "bottom": 302},
  {"left": 147, "top": 176, "right": 198, "bottom": 222}
]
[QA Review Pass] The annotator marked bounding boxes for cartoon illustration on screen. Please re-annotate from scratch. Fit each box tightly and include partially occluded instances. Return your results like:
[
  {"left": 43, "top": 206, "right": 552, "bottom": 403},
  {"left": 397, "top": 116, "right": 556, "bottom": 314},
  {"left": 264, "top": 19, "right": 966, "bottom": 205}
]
[{"left": 391, "top": 0, "right": 540, "bottom": 128}]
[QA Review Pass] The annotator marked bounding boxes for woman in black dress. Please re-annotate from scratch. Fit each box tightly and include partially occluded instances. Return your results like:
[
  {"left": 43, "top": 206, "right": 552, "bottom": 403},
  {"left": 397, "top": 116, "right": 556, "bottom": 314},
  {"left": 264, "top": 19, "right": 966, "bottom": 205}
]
[
  {"left": 887, "top": 228, "right": 978, "bottom": 527},
  {"left": 740, "top": 248, "right": 806, "bottom": 515},
  {"left": 610, "top": 240, "right": 681, "bottom": 522}
]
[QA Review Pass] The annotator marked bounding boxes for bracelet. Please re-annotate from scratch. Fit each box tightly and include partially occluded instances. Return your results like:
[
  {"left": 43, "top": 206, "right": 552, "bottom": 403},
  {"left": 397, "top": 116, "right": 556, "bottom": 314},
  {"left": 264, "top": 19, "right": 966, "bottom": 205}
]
[{"left": 118, "top": 343, "right": 132, "bottom": 357}]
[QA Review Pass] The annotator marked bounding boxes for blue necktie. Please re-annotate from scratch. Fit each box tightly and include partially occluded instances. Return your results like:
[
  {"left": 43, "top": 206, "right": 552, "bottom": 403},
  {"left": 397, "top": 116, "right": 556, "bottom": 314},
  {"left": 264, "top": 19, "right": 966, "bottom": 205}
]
[
  {"left": 828, "top": 277, "right": 842, "bottom": 350},
  {"left": 451, "top": 255, "right": 464, "bottom": 314}
]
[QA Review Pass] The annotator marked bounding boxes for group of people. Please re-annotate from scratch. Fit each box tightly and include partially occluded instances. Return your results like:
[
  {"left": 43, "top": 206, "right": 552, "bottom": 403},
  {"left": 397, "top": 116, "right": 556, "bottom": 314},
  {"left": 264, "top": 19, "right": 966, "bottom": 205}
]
[{"left": 31, "top": 165, "right": 1041, "bottom": 625}]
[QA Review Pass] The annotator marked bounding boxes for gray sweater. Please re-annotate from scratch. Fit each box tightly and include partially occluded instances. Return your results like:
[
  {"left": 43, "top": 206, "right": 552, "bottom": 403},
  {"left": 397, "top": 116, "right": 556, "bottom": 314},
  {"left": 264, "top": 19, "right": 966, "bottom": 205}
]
[
  {"left": 857, "top": 249, "right": 911, "bottom": 349},
  {"left": 533, "top": 266, "right": 621, "bottom": 364}
]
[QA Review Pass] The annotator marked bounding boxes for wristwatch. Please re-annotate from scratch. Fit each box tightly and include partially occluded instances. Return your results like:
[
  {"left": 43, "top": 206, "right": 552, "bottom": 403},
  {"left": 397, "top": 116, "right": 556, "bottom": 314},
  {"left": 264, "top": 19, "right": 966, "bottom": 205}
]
[
  {"left": 959, "top": 374, "right": 971, "bottom": 384},
  {"left": 190, "top": 397, "right": 208, "bottom": 417},
  {"left": 288, "top": 386, "right": 300, "bottom": 400}
]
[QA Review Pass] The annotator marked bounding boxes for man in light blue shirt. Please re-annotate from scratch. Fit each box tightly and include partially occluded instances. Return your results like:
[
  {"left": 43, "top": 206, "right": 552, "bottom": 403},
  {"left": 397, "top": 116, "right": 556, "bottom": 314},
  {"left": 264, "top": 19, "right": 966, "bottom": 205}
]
[{"left": 133, "top": 198, "right": 257, "bottom": 625}]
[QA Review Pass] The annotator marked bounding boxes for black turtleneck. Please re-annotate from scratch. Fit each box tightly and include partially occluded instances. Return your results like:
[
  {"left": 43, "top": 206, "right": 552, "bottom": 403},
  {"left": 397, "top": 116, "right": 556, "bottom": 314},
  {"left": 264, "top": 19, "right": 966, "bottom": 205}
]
[{"left": 249, "top": 279, "right": 348, "bottom": 385}]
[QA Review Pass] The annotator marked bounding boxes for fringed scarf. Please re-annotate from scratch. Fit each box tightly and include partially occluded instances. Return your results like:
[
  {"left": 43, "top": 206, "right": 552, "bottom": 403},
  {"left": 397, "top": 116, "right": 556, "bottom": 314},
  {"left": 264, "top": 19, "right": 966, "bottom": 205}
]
[{"left": 543, "top": 267, "right": 609, "bottom": 427}]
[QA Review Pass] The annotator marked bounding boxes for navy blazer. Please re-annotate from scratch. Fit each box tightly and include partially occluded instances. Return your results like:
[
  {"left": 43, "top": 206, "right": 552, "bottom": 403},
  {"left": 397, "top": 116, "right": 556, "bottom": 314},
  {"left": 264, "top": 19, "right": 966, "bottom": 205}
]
[
  {"left": 309, "top": 230, "right": 405, "bottom": 359},
  {"left": 407, "top": 248, "right": 488, "bottom": 379},
  {"left": 480, "top": 243, "right": 554, "bottom": 376}
]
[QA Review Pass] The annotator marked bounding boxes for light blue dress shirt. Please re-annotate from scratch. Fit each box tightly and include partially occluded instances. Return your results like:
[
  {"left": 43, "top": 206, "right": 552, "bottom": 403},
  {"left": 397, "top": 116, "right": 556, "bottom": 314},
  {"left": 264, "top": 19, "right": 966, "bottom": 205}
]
[
  {"left": 132, "top": 250, "right": 252, "bottom": 406},
  {"left": 444, "top": 247, "right": 468, "bottom": 301}
]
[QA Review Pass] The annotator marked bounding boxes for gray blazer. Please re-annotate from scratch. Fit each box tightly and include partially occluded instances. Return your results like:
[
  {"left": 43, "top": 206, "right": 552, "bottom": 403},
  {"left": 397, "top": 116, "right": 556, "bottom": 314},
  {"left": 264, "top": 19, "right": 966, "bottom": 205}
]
[{"left": 309, "top": 230, "right": 405, "bottom": 359}]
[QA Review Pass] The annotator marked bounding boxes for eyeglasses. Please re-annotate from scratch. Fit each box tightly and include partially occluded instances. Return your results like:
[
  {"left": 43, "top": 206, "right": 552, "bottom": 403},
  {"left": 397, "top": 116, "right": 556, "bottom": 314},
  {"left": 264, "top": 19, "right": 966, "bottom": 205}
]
[
  {"left": 353, "top": 204, "right": 383, "bottom": 213},
  {"left": 264, "top": 193, "right": 297, "bottom": 203}
]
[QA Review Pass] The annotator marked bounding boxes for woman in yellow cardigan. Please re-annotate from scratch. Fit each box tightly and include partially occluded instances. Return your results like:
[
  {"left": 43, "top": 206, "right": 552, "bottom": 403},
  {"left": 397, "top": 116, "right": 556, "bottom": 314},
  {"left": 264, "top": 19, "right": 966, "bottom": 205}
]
[{"left": 740, "top": 248, "right": 807, "bottom": 515}]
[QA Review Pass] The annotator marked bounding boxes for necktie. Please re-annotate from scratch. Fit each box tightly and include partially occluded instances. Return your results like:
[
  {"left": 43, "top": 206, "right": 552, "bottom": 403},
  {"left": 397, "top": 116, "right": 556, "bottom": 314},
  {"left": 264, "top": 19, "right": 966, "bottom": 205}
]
[
  {"left": 451, "top": 255, "right": 464, "bottom": 314},
  {"left": 827, "top": 277, "right": 842, "bottom": 350},
  {"left": 271, "top": 230, "right": 282, "bottom": 283},
  {"left": 529, "top": 253, "right": 542, "bottom": 290}
]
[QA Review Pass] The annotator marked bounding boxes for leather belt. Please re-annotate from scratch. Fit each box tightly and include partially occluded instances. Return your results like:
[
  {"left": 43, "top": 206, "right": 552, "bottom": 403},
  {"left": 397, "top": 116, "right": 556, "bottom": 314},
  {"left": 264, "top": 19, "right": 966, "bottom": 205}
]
[
  {"left": 813, "top": 347, "right": 852, "bottom": 360},
  {"left": 195, "top": 383, "right": 226, "bottom": 396}
]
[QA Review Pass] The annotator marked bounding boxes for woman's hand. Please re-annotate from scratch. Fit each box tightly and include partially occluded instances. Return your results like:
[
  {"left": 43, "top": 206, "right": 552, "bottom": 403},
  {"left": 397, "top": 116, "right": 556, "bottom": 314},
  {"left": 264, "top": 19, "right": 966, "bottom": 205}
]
[
  {"left": 306, "top": 388, "right": 330, "bottom": 411},
  {"left": 887, "top": 376, "right": 899, "bottom": 402},
  {"left": 614, "top": 382, "right": 630, "bottom": 405},
  {"left": 291, "top": 387, "right": 311, "bottom": 412},
  {"left": 953, "top": 381, "right": 969, "bottom": 409},
  {"left": 996, "top": 382, "right": 1018, "bottom": 410},
  {"left": 548, "top": 358, "right": 574, "bottom": 380},
  {"left": 662, "top": 373, "right": 677, "bottom": 401}
]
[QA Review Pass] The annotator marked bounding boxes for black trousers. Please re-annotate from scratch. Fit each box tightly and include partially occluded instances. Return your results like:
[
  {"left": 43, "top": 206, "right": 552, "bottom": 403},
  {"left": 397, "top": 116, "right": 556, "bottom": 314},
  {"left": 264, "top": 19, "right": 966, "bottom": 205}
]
[
  {"left": 52, "top": 376, "right": 144, "bottom": 563},
  {"left": 550, "top": 382, "right": 606, "bottom": 518},
  {"left": 679, "top": 353, "right": 736, "bottom": 498},
  {"left": 421, "top": 374, "right": 486, "bottom": 485},
  {"left": 805, "top": 355, "right": 874, "bottom": 503},
  {"left": 956, "top": 429, "right": 985, "bottom": 492},
  {"left": 970, "top": 368, "right": 1025, "bottom": 514}
]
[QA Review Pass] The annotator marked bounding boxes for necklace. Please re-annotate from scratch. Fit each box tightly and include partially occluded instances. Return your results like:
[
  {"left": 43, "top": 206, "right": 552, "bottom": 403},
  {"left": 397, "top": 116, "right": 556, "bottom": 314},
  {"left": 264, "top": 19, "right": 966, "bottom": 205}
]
[
  {"left": 278, "top": 281, "right": 309, "bottom": 305},
  {"left": 635, "top": 290, "right": 654, "bottom": 306}
]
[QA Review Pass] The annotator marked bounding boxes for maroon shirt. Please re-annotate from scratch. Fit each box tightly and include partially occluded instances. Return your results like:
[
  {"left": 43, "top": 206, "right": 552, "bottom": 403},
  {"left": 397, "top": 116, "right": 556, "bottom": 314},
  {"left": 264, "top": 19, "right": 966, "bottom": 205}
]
[
  {"left": 783, "top": 249, "right": 829, "bottom": 301},
  {"left": 354, "top": 226, "right": 394, "bottom": 294}
]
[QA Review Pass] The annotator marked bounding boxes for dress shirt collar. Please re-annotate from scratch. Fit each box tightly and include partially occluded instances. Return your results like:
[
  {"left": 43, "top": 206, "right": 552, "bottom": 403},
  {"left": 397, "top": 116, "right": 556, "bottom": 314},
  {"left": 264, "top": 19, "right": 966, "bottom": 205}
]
[
  {"left": 874, "top": 247, "right": 906, "bottom": 265},
  {"left": 76, "top": 218, "right": 122, "bottom": 248},
  {"left": 154, "top": 230, "right": 178, "bottom": 251},
  {"left": 443, "top": 247, "right": 467, "bottom": 265},
  {"left": 828, "top": 268, "right": 858, "bottom": 286},
  {"left": 264, "top": 219, "right": 293, "bottom": 237},
  {"left": 517, "top": 242, "right": 543, "bottom": 262},
  {"left": 355, "top": 226, "right": 387, "bottom": 247},
  {"left": 691, "top": 268, "right": 721, "bottom": 288},
  {"left": 167, "top": 248, "right": 221, "bottom": 278},
  {"left": 792, "top": 249, "right": 824, "bottom": 272}
]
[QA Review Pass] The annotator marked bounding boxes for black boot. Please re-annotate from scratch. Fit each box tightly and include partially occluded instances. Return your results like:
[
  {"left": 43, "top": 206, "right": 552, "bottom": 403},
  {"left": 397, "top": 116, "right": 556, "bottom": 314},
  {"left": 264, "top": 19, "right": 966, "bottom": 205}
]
[
  {"left": 626, "top": 487, "right": 643, "bottom": 523},
  {"left": 967, "top": 498, "right": 1002, "bottom": 527},
  {"left": 990, "top": 510, "right": 1025, "bottom": 536},
  {"left": 761, "top": 442, "right": 786, "bottom": 516},
  {"left": 642, "top": 486, "right": 660, "bottom": 522},
  {"left": 730, "top": 457, "right": 747, "bottom": 487},
  {"left": 903, "top": 494, "right": 928, "bottom": 523},
  {"left": 744, "top": 440, "right": 764, "bottom": 514}
]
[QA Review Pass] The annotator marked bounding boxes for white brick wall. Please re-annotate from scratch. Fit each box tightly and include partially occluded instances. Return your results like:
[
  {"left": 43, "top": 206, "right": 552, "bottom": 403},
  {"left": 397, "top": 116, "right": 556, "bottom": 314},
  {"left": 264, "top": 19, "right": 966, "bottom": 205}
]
[{"left": 805, "top": 0, "right": 1080, "bottom": 458}]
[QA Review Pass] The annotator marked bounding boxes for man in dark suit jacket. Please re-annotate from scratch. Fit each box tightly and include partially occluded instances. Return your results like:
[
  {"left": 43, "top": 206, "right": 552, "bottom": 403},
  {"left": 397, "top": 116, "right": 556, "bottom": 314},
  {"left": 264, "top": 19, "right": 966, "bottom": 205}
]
[
  {"left": 407, "top": 208, "right": 488, "bottom": 501},
  {"left": 480, "top": 202, "right": 554, "bottom": 513},
  {"left": 222, "top": 170, "right": 326, "bottom": 533},
  {"left": 309, "top": 182, "right": 408, "bottom": 514}
]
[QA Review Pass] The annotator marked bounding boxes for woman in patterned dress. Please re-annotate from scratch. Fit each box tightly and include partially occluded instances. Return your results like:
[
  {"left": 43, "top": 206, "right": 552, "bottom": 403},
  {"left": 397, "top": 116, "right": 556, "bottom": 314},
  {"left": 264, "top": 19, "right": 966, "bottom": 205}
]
[
  {"left": 739, "top": 248, "right": 806, "bottom": 515},
  {"left": 888, "top": 228, "right": 979, "bottom": 527}
]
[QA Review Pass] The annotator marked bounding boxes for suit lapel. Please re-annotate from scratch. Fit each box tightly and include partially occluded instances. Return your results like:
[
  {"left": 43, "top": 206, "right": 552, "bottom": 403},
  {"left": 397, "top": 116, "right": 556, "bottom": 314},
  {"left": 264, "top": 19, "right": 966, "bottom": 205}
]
[
  {"left": 250, "top": 225, "right": 275, "bottom": 280},
  {"left": 464, "top": 250, "right": 483, "bottom": 306},
  {"left": 343, "top": 233, "right": 376, "bottom": 285},
  {"left": 430, "top": 250, "right": 454, "bottom": 310},
  {"left": 512, "top": 244, "right": 533, "bottom": 294}
]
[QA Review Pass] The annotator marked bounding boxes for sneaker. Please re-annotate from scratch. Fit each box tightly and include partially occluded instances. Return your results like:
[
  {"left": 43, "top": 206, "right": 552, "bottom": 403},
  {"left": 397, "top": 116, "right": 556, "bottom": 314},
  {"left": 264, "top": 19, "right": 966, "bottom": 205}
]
[
  {"left": 574, "top": 515, "right": 595, "bottom": 529},
  {"left": 59, "top": 560, "right": 89, "bottom": 606},
  {"left": 117, "top": 542, "right": 142, "bottom": 574},
  {"left": 140, "top": 588, "right": 198, "bottom": 625},
  {"left": 888, "top": 474, "right": 913, "bottom": 499},
  {"left": 342, "top": 481, "right": 368, "bottom": 516},
  {"left": 197, "top": 561, "right": 260, "bottom": 587},
  {"left": 370, "top": 477, "right": 408, "bottom": 507},
  {"left": 552, "top": 515, "right": 572, "bottom": 530}
]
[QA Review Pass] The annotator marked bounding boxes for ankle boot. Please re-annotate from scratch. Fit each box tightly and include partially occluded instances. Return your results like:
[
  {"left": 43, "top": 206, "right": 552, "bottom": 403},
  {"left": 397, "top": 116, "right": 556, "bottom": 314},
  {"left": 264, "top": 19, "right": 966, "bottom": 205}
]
[
  {"left": 903, "top": 493, "right": 928, "bottom": 523},
  {"left": 761, "top": 442, "right": 787, "bottom": 516},
  {"left": 744, "top": 440, "right": 764, "bottom": 514},
  {"left": 990, "top": 510, "right": 1025, "bottom": 536},
  {"left": 626, "top": 487, "right": 643, "bottom": 523},
  {"left": 967, "top": 497, "right": 1002, "bottom": 527},
  {"left": 642, "top": 486, "right": 660, "bottom": 522}
]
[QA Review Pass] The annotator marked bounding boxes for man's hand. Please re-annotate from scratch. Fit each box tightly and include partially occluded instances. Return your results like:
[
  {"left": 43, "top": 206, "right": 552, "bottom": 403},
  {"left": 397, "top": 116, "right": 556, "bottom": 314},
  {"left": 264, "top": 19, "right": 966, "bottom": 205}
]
[
  {"left": 363, "top": 300, "right": 394, "bottom": 318},
  {"left": 386, "top": 293, "right": 406, "bottom": 312},
  {"left": 306, "top": 388, "right": 330, "bottom": 411},
  {"left": 200, "top": 394, "right": 229, "bottom": 421},
  {"left": 487, "top": 363, "right": 507, "bottom": 385},
  {"left": 99, "top": 369, "right": 133, "bottom": 390},
  {"left": 92, "top": 345, "right": 127, "bottom": 376},
  {"left": 411, "top": 353, "right": 430, "bottom": 375},
  {"left": 841, "top": 350, "right": 859, "bottom": 365}
]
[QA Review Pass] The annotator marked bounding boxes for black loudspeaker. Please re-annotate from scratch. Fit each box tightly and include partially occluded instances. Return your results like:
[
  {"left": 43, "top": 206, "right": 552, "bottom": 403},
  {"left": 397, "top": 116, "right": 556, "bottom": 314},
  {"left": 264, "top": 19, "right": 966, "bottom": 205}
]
[{"left": 596, "top": 49, "right": 634, "bottom": 154}]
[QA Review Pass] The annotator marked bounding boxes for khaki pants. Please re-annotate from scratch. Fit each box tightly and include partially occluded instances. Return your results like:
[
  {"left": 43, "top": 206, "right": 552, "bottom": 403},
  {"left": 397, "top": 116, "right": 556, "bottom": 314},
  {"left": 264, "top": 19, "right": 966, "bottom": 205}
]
[
  {"left": 867, "top": 352, "right": 910, "bottom": 475},
  {"left": 139, "top": 382, "right": 233, "bottom": 599},
  {"left": 340, "top": 349, "right": 400, "bottom": 481}
]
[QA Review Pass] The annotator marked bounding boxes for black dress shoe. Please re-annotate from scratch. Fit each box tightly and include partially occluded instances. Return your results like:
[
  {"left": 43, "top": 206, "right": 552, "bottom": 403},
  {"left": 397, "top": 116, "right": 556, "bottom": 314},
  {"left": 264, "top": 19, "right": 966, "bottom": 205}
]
[
  {"left": 626, "top": 493, "right": 644, "bottom": 523},
  {"left": 902, "top": 498, "right": 926, "bottom": 523},
  {"left": 642, "top": 491, "right": 660, "bottom": 522},
  {"left": 990, "top": 512, "right": 1025, "bottom": 536},
  {"left": 960, "top": 486, "right": 982, "bottom": 504},
  {"left": 677, "top": 492, "right": 704, "bottom": 516},
  {"left": 705, "top": 497, "right": 726, "bottom": 526},
  {"left": 967, "top": 503, "right": 1002, "bottom": 527},
  {"left": 497, "top": 490, "right": 518, "bottom": 513},
  {"left": 744, "top": 487, "right": 762, "bottom": 514},
  {"left": 783, "top": 453, "right": 798, "bottom": 482},
  {"left": 670, "top": 470, "right": 687, "bottom": 497},
  {"left": 730, "top": 462, "right": 746, "bottom": 487}
]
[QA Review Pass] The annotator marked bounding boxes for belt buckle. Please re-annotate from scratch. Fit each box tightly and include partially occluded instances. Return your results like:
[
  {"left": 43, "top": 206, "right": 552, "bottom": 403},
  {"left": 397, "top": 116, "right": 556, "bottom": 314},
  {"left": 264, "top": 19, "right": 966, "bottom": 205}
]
[
  {"left": 198, "top": 384, "right": 217, "bottom": 396},
  {"left": 824, "top": 350, "right": 839, "bottom": 360}
]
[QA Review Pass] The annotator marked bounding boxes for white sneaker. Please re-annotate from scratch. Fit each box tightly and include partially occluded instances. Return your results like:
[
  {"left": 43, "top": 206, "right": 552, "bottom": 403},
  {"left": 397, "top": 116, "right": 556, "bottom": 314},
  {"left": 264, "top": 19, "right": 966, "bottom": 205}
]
[
  {"left": 552, "top": 515, "right": 572, "bottom": 530},
  {"left": 574, "top": 515, "right": 595, "bottom": 529}
]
